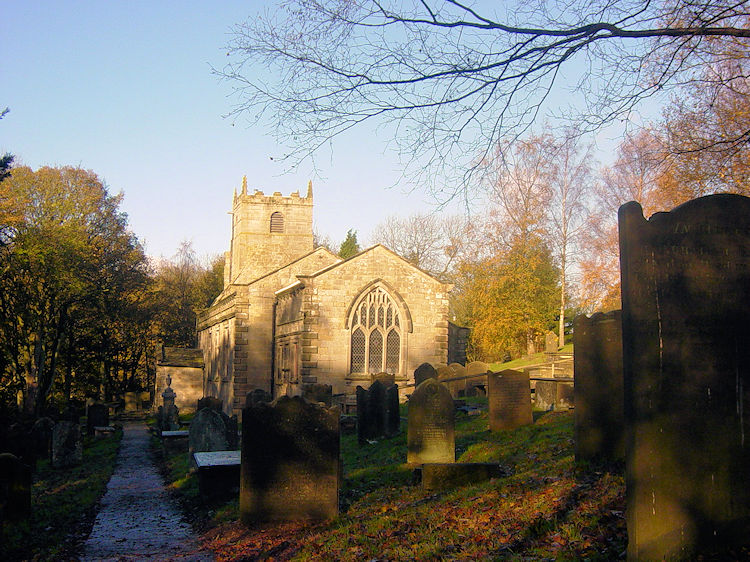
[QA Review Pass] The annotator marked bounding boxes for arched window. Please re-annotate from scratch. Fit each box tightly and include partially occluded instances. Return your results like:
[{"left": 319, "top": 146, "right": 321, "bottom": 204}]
[
  {"left": 270, "top": 212, "right": 284, "bottom": 233},
  {"left": 350, "top": 287, "right": 402, "bottom": 374}
]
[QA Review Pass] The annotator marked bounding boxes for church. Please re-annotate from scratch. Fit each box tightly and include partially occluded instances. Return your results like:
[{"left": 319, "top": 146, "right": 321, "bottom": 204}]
[{"left": 197, "top": 178, "right": 465, "bottom": 415}]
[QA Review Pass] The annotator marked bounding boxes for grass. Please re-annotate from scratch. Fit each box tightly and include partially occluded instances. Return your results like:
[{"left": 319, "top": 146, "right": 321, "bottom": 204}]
[
  {"left": 0, "top": 427, "right": 123, "bottom": 561},
  {"left": 489, "top": 342, "right": 574, "bottom": 372},
  {"left": 162, "top": 398, "right": 626, "bottom": 560}
]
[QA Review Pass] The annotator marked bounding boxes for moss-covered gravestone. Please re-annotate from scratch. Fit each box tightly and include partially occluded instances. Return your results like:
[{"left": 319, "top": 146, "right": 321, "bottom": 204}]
[
  {"left": 407, "top": 378, "right": 454, "bottom": 464},
  {"left": 574, "top": 310, "right": 624, "bottom": 462},
  {"left": 619, "top": 195, "right": 750, "bottom": 559},
  {"left": 240, "top": 396, "right": 339, "bottom": 522},
  {"left": 487, "top": 369, "right": 532, "bottom": 431}
]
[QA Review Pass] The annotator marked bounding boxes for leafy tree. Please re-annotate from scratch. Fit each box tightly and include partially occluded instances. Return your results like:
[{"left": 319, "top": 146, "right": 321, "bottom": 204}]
[
  {"left": 0, "top": 166, "right": 150, "bottom": 412},
  {"left": 0, "top": 108, "right": 12, "bottom": 183},
  {"left": 219, "top": 0, "right": 749, "bottom": 195},
  {"left": 458, "top": 235, "right": 559, "bottom": 361},
  {"left": 338, "top": 229, "right": 360, "bottom": 259}
]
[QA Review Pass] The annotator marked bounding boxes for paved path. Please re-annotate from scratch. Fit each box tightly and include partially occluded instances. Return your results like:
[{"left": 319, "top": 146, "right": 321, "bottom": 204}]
[{"left": 81, "top": 422, "right": 213, "bottom": 561}]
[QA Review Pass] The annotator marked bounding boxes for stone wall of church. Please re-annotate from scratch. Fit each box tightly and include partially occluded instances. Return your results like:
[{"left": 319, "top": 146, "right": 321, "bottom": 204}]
[
  {"left": 293, "top": 246, "right": 452, "bottom": 395},
  {"left": 228, "top": 188, "right": 314, "bottom": 284}
]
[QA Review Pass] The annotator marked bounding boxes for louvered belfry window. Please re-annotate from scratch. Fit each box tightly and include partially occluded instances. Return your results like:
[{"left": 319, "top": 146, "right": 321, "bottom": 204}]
[
  {"left": 350, "top": 287, "right": 401, "bottom": 374},
  {"left": 270, "top": 212, "right": 284, "bottom": 233}
]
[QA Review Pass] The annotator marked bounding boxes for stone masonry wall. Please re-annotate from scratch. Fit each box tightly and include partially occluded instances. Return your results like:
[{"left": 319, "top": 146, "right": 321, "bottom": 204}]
[{"left": 295, "top": 246, "right": 452, "bottom": 396}]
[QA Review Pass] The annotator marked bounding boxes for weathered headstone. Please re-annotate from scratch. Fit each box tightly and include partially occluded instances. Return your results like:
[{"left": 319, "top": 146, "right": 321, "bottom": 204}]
[
  {"left": 534, "top": 380, "right": 574, "bottom": 412},
  {"left": 466, "top": 361, "right": 489, "bottom": 397},
  {"left": 159, "top": 383, "right": 180, "bottom": 432},
  {"left": 407, "top": 378, "right": 455, "bottom": 464},
  {"left": 545, "top": 331, "right": 558, "bottom": 353},
  {"left": 189, "top": 408, "right": 230, "bottom": 461},
  {"left": 619, "top": 195, "right": 750, "bottom": 559},
  {"left": 124, "top": 392, "right": 138, "bottom": 412},
  {"left": 447, "top": 363, "right": 467, "bottom": 398},
  {"left": 384, "top": 383, "right": 400, "bottom": 437},
  {"left": 240, "top": 396, "right": 339, "bottom": 522},
  {"left": 413, "top": 362, "right": 437, "bottom": 386},
  {"left": 30, "top": 417, "right": 55, "bottom": 461},
  {"left": 0, "top": 453, "right": 31, "bottom": 522},
  {"left": 51, "top": 421, "right": 82, "bottom": 468},
  {"left": 487, "top": 370, "right": 532, "bottom": 431},
  {"left": 573, "top": 310, "right": 625, "bottom": 461},
  {"left": 86, "top": 403, "right": 109, "bottom": 436},
  {"left": 302, "top": 384, "right": 333, "bottom": 406},
  {"left": 197, "top": 396, "right": 223, "bottom": 412},
  {"left": 357, "top": 381, "right": 384, "bottom": 443}
]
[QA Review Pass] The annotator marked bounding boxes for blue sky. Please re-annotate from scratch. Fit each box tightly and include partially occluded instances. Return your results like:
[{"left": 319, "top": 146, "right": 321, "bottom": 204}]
[
  {"left": 1, "top": 1, "right": 451, "bottom": 260},
  {"left": 1, "top": 2, "right": 641, "bottom": 261}
]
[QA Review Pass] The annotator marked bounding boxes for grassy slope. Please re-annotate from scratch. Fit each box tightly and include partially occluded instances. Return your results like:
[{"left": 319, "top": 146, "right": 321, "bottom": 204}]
[
  {"left": 163, "top": 400, "right": 625, "bottom": 561},
  {"left": 0, "top": 429, "right": 123, "bottom": 561},
  {"left": 488, "top": 343, "right": 574, "bottom": 372}
]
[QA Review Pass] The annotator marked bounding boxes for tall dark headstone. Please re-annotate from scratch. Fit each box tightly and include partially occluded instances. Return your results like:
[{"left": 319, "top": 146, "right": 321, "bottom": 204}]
[
  {"left": 487, "top": 370, "right": 532, "bottom": 431},
  {"left": 357, "top": 380, "right": 397, "bottom": 443},
  {"left": 0, "top": 453, "right": 31, "bottom": 522},
  {"left": 413, "top": 363, "right": 437, "bottom": 387},
  {"left": 574, "top": 310, "right": 624, "bottom": 462},
  {"left": 384, "top": 383, "right": 400, "bottom": 437},
  {"left": 240, "top": 396, "right": 339, "bottom": 522},
  {"left": 407, "top": 378, "right": 455, "bottom": 464},
  {"left": 30, "top": 417, "right": 55, "bottom": 461},
  {"left": 86, "top": 403, "right": 109, "bottom": 436},
  {"left": 619, "top": 195, "right": 750, "bottom": 559}
]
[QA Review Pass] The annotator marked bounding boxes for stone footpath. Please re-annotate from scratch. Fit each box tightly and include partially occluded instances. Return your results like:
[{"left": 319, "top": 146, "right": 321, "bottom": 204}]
[{"left": 81, "top": 422, "right": 213, "bottom": 561}]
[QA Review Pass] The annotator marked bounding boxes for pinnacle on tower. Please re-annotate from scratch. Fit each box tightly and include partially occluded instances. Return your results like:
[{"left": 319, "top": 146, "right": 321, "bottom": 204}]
[
  {"left": 242, "top": 175, "right": 248, "bottom": 195},
  {"left": 307, "top": 180, "right": 313, "bottom": 199}
]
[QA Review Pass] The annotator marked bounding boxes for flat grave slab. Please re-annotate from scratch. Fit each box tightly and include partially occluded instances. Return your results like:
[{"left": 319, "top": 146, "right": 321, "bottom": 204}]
[{"left": 193, "top": 450, "right": 241, "bottom": 468}]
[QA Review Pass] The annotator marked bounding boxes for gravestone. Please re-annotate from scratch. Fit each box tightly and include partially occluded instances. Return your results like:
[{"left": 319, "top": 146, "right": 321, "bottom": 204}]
[
  {"left": 466, "top": 361, "right": 489, "bottom": 397},
  {"left": 52, "top": 421, "right": 82, "bottom": 468},
  {"left": 159, "top": 383, "right": 180, "bottom": 432},
  {"left": 246, "top": 389, "right": 271, "bottom": 406},
  {"left": 619, "top": 195, "right": 750, "bottom": 559},
  {"left": 240, "top": 396, "right": 339, "bottom": 522},
  {"left": 371, "top": 372, "right": 395, "bottom": 386},
  {"left": 487, "top": 370, "right": 532, "bottom": 431},
  {"left": 407, "top": 378, "right": 455, "bottom": 464},
  {"left": 189, "top": 408, "right": 230, "bottom": 461},
  {"left": 414, "top": 363, "right": 437, "bottom": 386},
  {"left": 302, "top": 384, "right": 333, "bottom": 406},
  {"left": 545, "top": 331, "right": 558, "bottom": 352},
  {"left": 534, "top": 380, "right": 574, "bottom": 412},
  {"left": 197, "top": 396, "right": 223, "bottom": 412},
  {"left": 447, "top": 363, "right": 467, "bottom": 398},
  {"left": 86, "top": 403, "right": 109, "bottom": 436},
  {"left": 30, "top": 417, "right": 55, "bottom": 461},
  {"left": 124, "top": 392, "right": 138, "bottom": 412},
  {"left": 356, "top": 380, "right": 399, "bottom": 443},
  {"left": 0, "top": 453, "right": 31, "bottom": 522}
]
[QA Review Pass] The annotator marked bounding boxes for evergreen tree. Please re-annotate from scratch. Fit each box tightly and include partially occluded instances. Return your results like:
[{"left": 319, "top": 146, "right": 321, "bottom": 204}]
[{"left": 338, "top": 229, "right": 360, "bottom": 259}]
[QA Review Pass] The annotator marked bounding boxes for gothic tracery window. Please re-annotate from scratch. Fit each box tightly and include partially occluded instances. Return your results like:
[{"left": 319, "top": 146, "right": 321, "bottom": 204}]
[{"left": 350, "top": 287, "right": 402, "bottom": 374}]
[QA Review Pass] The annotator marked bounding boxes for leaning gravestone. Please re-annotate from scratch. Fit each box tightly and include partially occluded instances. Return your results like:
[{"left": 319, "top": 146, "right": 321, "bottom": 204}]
[
  {"left": 487, "top": 370, "right": 532, "bottom": 431},
  {"left": 189, "top": 408, "right": 230, "bottom": 461},
  {"left": 407, "top": 378, "right": 455, "bottom": 464},
  {"left": 619, "top": 195, "right": 750, "bottom": 559},
  {"left": 86, "top": 403, "right": 109, "bottom": 436},
  {"left": 0, "top": 453, "right": 31, "bottom": 522},
  {"left": 574, "top": 310, "right": 624, "bottom": 463},
  {"left": 52, "top": 421, "right": 83, "bottom": 468},
  {"left": 413, "top": 363, "right": 437, "bottom": 387},
  {"left": 240, "top": 395, "right": 339, "bottom": 522}
]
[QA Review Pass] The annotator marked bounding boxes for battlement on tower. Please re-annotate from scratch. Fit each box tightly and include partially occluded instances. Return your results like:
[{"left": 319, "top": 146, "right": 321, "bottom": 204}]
[{"left": 225, "top": 176, "right": 315, "bottom": 285}]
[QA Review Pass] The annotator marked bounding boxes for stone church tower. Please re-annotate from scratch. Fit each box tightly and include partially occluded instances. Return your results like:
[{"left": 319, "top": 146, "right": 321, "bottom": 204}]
[{"left": 224, "top": 176, "right": 314, "bottom": 284}]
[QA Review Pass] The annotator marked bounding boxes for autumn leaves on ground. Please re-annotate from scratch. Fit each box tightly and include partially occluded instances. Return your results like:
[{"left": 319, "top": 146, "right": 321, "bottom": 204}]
[{"left": 163, "top": 404, "right": 625, "bottom": 561}]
